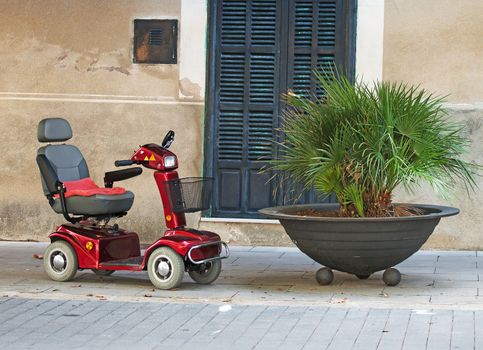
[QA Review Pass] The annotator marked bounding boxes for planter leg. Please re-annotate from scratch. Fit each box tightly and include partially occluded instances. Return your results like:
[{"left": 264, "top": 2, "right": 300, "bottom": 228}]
[
  {"left": 383, "top": 268, "right": 401, "bottom": 286},
  {"left": 316, "top": 267, "right": 334, "bottom": 286}
]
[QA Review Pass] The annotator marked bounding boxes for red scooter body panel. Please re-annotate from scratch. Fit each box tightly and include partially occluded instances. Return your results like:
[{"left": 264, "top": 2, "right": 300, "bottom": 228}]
[
  {"left": 49, "top": 225, "right": 222, "bottom": 271},
  {"left": 50, "top": 224, "right": 141, "bottom": 269},
  {"left": 131, "top": 144, "right": 178, "bottom": 171},
  {"left": 130, "top": 144, "right": 186, "bottom": 229},
  {"left": 143, "top": 228, "right": 222, "bottom": 264},
  {"left": 49, "top": 232, "right": 97, "bottom": 268},
  {"left": 154, "top": 171, "right": 186, "bottom": 229}
]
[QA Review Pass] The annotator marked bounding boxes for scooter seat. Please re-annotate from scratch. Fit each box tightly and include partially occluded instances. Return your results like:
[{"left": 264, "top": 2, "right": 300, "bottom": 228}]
[
  {"left": 37, "top": 118, "right": 136, "bottom": 218},
  {"left": 52, "top": 191, "right": 134, "bottom": 216}
]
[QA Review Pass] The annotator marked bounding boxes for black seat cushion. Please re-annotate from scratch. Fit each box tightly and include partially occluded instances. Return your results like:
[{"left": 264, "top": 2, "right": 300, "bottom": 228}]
[{"left": 52, "top": 191, "right": 135, "bottom": 216}]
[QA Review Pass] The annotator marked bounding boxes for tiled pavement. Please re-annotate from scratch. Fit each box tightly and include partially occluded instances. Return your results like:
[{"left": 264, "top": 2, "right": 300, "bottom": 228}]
[
  {"left": 0, "top": 298, "right": 480, "bottom": 349},
  {"left": 1, "top": 242, "right": 483, "bottom": 349}
]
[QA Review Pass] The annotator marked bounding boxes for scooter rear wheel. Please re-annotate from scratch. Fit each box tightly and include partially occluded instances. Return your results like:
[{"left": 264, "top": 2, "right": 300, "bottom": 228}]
[
  {"left": 147, "top": 247, "right": 185, "bottom": 290},
  {"left": 44, "top": 241, "right": 78, "bottom": 282},
  {"left": 188, "top": 260, "right": 222, "bottom": 285}
]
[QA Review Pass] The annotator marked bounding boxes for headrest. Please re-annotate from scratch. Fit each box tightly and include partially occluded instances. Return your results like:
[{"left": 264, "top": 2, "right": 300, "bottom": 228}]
[{"left": 38, "top": 118, "right": 72, "bottom": 142}]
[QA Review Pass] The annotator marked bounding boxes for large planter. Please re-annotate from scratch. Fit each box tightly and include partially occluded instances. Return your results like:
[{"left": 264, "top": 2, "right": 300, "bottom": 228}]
[{"left": 260, "top": 203, "right": 459, "bottom": 286}]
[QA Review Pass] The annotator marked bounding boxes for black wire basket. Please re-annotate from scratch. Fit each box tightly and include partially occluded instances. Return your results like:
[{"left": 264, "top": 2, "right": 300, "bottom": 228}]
[{"left": 164, "top": 177, "right": 213, "bottom": 213}]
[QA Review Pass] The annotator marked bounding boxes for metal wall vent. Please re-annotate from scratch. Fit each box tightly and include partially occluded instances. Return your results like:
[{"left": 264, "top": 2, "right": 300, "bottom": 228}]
[
  {"left": 134, "top": 19, "right": 178, "bottom": 64},
  {"left": 149, "top": 29, "right": 163, "bottom": 45}
]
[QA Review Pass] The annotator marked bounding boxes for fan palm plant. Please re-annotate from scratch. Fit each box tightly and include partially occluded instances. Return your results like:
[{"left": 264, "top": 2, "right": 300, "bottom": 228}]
[{"left": 272, "top": 69, "right": 479, "bottom": 217}]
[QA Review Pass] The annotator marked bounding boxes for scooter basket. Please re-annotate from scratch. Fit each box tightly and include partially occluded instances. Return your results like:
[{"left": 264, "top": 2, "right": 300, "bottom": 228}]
[{"left": 164, "top": 177, "right": 213, "bottom": 213}]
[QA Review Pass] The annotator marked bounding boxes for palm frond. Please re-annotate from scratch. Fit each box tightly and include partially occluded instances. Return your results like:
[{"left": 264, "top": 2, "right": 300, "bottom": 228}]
[{"left": 268, "top": 67, "right": 480, "bottom": 217}]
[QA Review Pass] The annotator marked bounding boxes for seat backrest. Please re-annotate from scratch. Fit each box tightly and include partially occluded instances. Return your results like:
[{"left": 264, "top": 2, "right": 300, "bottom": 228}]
[{"left": 37, "top": 118, "right": 89, "bottom": 196}]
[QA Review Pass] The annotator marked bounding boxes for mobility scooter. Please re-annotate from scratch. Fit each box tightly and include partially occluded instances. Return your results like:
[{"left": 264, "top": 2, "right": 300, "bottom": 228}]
[{"left": 36, "top": 118, "right": 229, "bottom": 289}]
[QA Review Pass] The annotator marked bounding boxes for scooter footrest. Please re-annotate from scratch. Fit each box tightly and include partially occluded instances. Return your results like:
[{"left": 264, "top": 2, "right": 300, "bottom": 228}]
[{"left": 102, "top": 256, "right": 143, "bottom": 267}]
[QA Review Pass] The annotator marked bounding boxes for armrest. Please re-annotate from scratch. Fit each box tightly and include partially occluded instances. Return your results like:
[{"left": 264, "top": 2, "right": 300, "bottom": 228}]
[{"left": 104, "top": 167, "right": 143, "bottom": 188}]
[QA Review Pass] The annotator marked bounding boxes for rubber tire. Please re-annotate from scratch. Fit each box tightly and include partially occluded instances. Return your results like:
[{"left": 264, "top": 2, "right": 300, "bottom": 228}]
[
  {"left": 44, "top": 241, "right": 78, "bottom": 282},
  {"left": 383, "top": 268, "right": 401, "bottom": 286},
  {"left": 188, "top": 260, "right": 222, "bottom": 285},
  {"left": 147, "top": 247, "right": 185, "bottom": 290},
  {"left": 356, "top": 274, "right": 371, "bottom": 280},
  {"left": 91, "top": 269, "right": 115, "bottom": 276},
  {"left": 316, "top": 267, "right": 334, "bottom": 285}
]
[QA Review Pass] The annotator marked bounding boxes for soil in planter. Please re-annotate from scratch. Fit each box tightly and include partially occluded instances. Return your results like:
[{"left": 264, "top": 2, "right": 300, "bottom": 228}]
[
  {"left": 294, "top": 209, "right": 341, "bottom": 217},
  {"left": 294, "top": 205, "right": 423, "bottom": 218}
]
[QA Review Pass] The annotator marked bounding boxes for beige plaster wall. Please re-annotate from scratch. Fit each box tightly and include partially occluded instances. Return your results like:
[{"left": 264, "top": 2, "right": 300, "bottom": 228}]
[
  {"left": 199, "top": 221, "right": 293, "bottom": 247},
  {"left": 0, "top": 0, "right": 181, "bottom": 97},
  {"left": 0, "top": 0, "right": 206, "bottom": 243},
  {"left": 395, "top": 105, "right": 483, "bottom": 250},
  {"left": 382, "top": 0, "right": 483, "bottom": 249},
  {"left": 0, "top": 101, "right": 203, "bottom": 242},
  {"left": 383, "top": 0, "right": 483, "bottom": 103},
  {"left": 1, "top": 0, "right": 482, "bottom": 250}
]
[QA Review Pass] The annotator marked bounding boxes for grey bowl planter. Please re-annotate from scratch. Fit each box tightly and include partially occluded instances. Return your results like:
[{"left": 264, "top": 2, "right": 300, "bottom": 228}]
[{"left": 259, "top": 203, "right": 459, "bottom": 286}]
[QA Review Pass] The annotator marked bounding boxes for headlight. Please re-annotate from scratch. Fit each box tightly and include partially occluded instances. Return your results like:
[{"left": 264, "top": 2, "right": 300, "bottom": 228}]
[{"left": 164, "top": 155, "right": 177, "bottom": 168}]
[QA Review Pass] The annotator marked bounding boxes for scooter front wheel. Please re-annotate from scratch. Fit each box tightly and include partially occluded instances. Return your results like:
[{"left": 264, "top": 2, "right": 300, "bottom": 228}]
[
  {"left": 44, "top": 241, "right": 78, "bottom": 282},
  {"left": 147, "top": 247, "right": 184, "bottom": 290},
  {"left": 189, "top": 260, "right": 222, "bottom": 285}
]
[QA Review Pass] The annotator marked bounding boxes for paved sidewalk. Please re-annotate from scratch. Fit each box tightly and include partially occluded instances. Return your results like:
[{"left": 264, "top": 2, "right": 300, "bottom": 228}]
[
  {"left": 1, "top": 242, "right": 483, "bottom": 349},
  {"left": 1, "top": 298, "right": 481, "bottom": 350}
]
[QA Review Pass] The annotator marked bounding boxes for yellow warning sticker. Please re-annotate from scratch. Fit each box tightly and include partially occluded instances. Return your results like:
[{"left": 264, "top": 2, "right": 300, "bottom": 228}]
[
  {"left": 149, "top": 154, "right": 155, "bottom": 161},
  {"left": 85, "top": 241, "right": 94, "bottom": 251},
  {"left": 144, "top": 156, "right": 149, "bottom": 161}
]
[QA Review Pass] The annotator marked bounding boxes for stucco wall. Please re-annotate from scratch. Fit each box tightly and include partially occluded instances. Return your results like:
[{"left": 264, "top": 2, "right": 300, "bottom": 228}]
[
  {"left": 1, "top": 0, "right": 481, "bottom": 250},
  {"left": 383, "top": 0, "right": 483, "bottom": 103},
  {"left": 0, "top": 0, "right": 182, "bottom": 96},
  {"left": 381, "top": 0, "right": 483, "bottom": 249},
  {"left": 395, "top": 105, "right": 483, "bottom": 250},
  {"left": 0, "top": 0, "right": 205, "bottom": 242}
]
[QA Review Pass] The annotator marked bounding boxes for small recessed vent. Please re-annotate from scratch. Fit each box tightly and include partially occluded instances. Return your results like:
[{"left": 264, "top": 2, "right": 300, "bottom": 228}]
[
  {"left": 134, "top": 19, "right": 177, "bottom": 64},
  {"left": 149, "top": 29, "right": 163, "bottom": 45}
]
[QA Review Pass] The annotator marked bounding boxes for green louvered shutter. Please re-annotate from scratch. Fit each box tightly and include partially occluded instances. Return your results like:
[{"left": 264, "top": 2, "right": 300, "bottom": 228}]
[
  {"left": 280, "top": 0, "right": 353, "bottom": 204},
  {"left": 206, "top": 0, "right": 355, "bottom": 218}
]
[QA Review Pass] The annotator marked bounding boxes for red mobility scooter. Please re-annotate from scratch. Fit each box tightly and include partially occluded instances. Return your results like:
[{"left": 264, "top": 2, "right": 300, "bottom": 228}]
[{"left": 36, "top": 118, "right": 228, "bottom": 290}]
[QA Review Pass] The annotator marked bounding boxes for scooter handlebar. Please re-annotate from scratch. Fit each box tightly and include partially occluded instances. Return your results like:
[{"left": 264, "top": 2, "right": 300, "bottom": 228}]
[{"left": 114, "top": 160, "right": 134, "bottom": 167}]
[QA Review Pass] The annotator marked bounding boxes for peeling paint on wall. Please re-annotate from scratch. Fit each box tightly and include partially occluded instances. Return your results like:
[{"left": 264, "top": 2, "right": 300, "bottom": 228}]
[
  {"left": 179, "top": 77, "right": 201, "bottom": 100},
  {"left": 1, "top": 0, "right": 482, "bottom": 249}
]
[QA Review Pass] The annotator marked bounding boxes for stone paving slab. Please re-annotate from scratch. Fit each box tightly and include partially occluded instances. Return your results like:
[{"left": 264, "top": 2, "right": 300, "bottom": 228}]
[
  {"left": 2, "top": 242, "right": 483, "bottom": 348},
  {"left": 3, "top": 299, "right": 475, "bottom": 349},
  {"left": 2, "top": 242, "right": 483, "bottom": 310}
]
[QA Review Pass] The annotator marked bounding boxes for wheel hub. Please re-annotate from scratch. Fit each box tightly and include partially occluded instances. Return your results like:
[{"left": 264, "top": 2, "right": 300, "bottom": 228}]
[
  {"left": 199, "top": 262, "right": 211, "bottom": 275},
  {"left": 52, "top": 253, "right": 66, "bottom": 271},
  {"left": 157, "top": 260, "right": 171, "bottom": 277}
]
